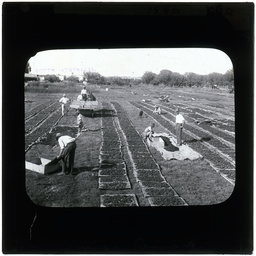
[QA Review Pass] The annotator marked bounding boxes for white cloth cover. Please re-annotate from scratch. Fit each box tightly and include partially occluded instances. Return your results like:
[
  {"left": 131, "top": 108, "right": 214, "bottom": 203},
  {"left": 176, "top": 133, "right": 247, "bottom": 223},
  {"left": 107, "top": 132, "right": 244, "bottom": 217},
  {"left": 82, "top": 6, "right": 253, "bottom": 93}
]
[{"left": 147, "top": 132, "right": 202, "bottom": 161}]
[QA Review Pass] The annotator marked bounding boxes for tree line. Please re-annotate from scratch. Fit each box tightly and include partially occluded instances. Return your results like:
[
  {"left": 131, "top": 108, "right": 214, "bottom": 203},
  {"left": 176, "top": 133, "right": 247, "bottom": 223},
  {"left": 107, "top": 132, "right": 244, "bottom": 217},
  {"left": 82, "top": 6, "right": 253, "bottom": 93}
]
[
  {"left": 140, "top": 69, "right": 234, "bottom": 88},
  {"left": 25, "top": 60, "right": 234, "bottom": 89},
  {"left": 83, "top": 69, "right": 234, "bottom": 89}
]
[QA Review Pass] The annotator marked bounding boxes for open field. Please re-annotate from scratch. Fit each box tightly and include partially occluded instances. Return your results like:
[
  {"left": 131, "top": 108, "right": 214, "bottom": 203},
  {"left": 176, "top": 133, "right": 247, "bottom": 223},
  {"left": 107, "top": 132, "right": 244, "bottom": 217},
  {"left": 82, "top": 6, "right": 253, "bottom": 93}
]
[{"left": 25, "top": 84, "right": 235, "bottom": 207}]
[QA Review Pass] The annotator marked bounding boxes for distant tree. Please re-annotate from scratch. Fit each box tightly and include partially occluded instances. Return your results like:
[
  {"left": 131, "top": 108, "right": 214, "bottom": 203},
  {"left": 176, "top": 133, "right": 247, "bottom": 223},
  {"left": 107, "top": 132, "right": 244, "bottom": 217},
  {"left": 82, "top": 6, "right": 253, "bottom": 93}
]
[
  {"left": 184, "top": 72, "right": 199, "bottom": 87},
  {"left": 171, "top": 72, "right": 186, "bottom": 87},
  {"left": 207, "top": 72, "right": 224, "bottom": 87},
  {"left": 84, "top": 72, "right": 106, "bottom": 85},
  {"left": 66, "top": 75, "right": 79, "bottom": 83},
  {"left": 224, "top": 69, "right": 234, "bottom": 85},
  {"left": 141, "top": 71, "right": 157, "bottom": 84},
  {"left": 131, "top": 78, "right": 141, "bottom": 86},
  {"left": 151, "top": 75, "right": 161, "bottom": 85},
  {"left": 196, "top": 74, "right": 205, "bottom": 87},
  {"left": 223, "top": 68, "right": 234, "bottom": 92},
  {"left": 158, "top": 69, "right": 173, "bottom": 85},
  {"left": 44, "top": 74, "right": 60, "bottom": 83},
  {"left": 106, "top": 76, "right": 133, "bottom": 86}
]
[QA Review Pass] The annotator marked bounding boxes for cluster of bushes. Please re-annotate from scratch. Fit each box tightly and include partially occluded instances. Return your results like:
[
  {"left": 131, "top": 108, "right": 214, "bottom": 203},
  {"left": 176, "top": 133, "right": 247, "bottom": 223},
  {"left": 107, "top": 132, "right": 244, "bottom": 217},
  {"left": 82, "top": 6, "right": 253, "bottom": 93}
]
[
  {"left": 43, "top": 74, "right": 80, "bottom": 83},
  {"left": 24, "top": 80, "right": 82, "bottom": 93},
  {"left": 105, "top": 76, "right": 141, "bottom": 86},
  {"left": 84, "top": 72, "right": 141, "bottom": 86},
  {"left": 44, "top": 75, "right": 61, "bottom": 83},
  {"left": 84, "top": 72, "right": 105, "bottom": 85}
]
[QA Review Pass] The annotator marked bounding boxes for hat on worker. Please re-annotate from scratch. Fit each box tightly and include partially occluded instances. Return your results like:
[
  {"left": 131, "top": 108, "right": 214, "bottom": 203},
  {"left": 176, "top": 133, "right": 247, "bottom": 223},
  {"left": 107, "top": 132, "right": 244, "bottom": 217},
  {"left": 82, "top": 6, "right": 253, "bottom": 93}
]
[
  {"left": 63, "top": 94, "right": 66, "bottom": 97},
  {"left": 56, "top": 133, "right": 62, "bottom": 139}
]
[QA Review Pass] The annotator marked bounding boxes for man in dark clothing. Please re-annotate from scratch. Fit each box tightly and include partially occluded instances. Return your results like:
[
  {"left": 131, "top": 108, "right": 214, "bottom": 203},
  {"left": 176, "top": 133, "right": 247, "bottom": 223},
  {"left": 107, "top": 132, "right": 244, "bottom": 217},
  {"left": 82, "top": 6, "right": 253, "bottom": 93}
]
[{"left": 56, "top": 133, "right": 76, "bottom": 175}]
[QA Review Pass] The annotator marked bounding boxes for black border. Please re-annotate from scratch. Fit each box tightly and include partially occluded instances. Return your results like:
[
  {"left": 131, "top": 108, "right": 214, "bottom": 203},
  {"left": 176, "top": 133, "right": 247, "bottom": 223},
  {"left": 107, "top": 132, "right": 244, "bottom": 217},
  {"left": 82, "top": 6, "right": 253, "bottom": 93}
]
[{"left": 2, "top": 2, "right": 254, "bottom": 253}]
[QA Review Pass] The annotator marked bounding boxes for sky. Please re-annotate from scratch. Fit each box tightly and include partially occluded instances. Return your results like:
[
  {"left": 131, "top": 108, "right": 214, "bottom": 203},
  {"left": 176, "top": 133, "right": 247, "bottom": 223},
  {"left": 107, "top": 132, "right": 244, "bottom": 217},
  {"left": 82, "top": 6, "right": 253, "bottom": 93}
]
[{"left": 29, "top": 48, "right": 233, "bottom": 78}]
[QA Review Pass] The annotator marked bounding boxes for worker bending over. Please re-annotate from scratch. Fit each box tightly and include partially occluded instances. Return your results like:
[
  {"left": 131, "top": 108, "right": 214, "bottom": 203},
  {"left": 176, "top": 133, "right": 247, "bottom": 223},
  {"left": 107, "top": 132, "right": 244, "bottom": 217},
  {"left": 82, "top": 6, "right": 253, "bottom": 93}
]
[
  {"left": 153, "top": 105, "right": 162, "bottom": 115},
  {"left": 56, "top": 133, "right": 77, "bottom": 175},
  {"left": 143, "top": 123, "right": 155, "bottom": 142}
]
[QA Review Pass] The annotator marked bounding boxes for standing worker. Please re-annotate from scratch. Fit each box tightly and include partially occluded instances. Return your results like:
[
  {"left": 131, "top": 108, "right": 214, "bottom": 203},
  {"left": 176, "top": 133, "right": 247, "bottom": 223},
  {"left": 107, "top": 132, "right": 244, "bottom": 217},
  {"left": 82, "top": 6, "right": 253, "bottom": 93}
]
[
  {"left": 81, "top": 86, "right": 87, "bottom": 101},
  {"left": 143, "top": 123, "right": 155, "bottom": 142},
  {"left": 59, "top": 94, "right": 69, "bottom": 116},
  {"left": 56, "top": 133, "right": 77, "bottom": 175},
  {"left": 77, "top": 94, "right": 83, "bottom": 101},
  {"left": 175, "top": 108, "right": 185, "bottom": 146},
  {"left": 76, "top": 111, "right": 84, "bottom": 133}
]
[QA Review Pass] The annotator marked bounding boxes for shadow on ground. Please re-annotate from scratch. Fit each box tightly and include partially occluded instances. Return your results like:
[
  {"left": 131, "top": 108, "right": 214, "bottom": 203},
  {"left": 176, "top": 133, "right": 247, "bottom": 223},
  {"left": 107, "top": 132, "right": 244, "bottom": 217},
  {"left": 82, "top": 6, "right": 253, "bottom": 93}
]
[{"left": 185, "top": 137, "right": 212, "bottom": 143}]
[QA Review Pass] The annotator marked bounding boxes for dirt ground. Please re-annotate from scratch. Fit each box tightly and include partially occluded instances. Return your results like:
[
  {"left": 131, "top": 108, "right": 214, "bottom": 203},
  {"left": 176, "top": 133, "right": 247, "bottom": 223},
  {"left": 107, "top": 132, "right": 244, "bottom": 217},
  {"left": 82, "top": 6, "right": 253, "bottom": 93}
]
[{"left": 25, "top": 85, "right": 235, "bottom": 207}]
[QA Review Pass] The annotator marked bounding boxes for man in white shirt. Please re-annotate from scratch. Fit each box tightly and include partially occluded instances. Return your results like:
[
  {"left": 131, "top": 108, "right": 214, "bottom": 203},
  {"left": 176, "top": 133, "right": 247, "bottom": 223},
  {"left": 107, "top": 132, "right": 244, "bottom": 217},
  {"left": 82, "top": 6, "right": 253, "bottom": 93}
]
[
  {"left": 77, "top": 94, "right": 83, "bottom": 101},
  {"left": 56, "top": 133, "right": 76, "bottom": 175},
  {"left": 175, "top": 108, "right": 185, "bottom": 146},
  {"left": 59, "top": 94, "right": 69, "bottom": 116},
  {"left": 143, "top": 123, "right": 155, "bottom": 142},
  {"left": 81, "top": 87, "right": 87, "bottom": 101}
]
